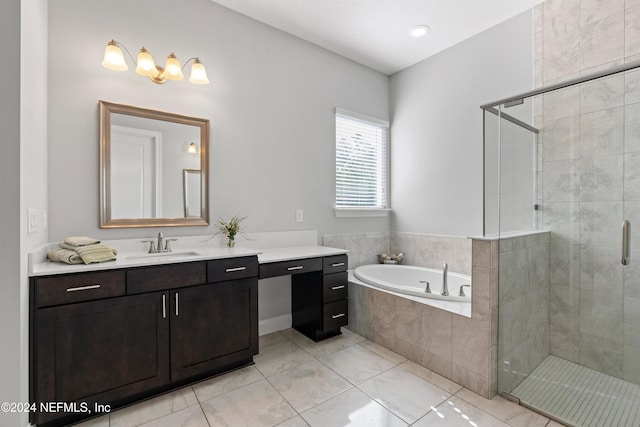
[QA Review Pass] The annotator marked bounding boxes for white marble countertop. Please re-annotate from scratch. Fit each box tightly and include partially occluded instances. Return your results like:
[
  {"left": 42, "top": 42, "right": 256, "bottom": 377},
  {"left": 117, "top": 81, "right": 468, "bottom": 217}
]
[
  {"left": 29, "top": 240, "right": 348, "bottom": 277},
  {"left": 257, "top": 246, "right": 348, "bottom": 264}
]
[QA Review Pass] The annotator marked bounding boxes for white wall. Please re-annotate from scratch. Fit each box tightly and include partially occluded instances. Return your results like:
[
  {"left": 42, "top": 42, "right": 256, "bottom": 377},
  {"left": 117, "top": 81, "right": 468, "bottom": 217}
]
[
  {"left": 47, "top": 0, "right": 390, "bottom": 243},
  {"left": 0, "top": 0, "right": 23, "bottom": 424},
  {"left": 389, "top": 10, "right": 533, "bottom": 237},
  {"left": 1, "top": 0, "right": 48, "bottom": 425}
]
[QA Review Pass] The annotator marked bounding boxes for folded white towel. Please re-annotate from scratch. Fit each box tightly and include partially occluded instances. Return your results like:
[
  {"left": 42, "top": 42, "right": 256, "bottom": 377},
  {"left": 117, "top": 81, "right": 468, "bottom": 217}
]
[{"left": 63, "top": 236, "right": 100, "bottom": 247}]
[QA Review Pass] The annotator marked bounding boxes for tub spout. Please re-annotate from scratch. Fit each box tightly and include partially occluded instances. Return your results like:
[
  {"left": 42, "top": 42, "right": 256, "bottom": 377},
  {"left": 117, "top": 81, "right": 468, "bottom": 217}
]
[{"left": 441, "top": 263, "right": 449, "bottom": 296}]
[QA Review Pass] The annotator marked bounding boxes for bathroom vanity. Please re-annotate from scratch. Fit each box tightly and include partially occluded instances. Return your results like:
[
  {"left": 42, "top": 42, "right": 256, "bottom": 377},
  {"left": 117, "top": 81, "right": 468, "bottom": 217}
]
[{"left": 29, "top": 243, "right": 347, "bottom": 427}]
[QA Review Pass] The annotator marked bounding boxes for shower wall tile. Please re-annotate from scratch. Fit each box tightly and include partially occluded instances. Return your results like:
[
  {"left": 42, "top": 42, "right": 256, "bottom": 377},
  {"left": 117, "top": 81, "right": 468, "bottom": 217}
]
[
  {"left": 543, "top": 0, "right": 581, "bottom": 39},
  {"left": 579, "top": 289, "right": 624, "bottom": 342},
  {"left": 624, "top": 103, "right": 640, "bottom": 152},
  {"left": 579, "top": 246, "right": 623, "bottom": 292},
  {"left": 626, "top": 69, "right": 640, "bottom": 104},
  {"left": 579, "top": 202, "right": 623, "bottom": 246},
  {"left": 580, "top": 332, "right": 624, "bottom": 377},
  {"left": 550, "top": 285, "right": 580, "bottom": 331},
  {"left": 322, "top": 232, "right": 390, "bottom": 269},
  {"left": 579, "top": 154, "right": 623, "bottom": 201},
  {"left": 628, "top": 0, "right": 640, "bottom": 9},
  {"left": 625, "top": 5, "right": 640, "bottom": 57},
  {"left": 624, "top": 152, "right": 640, "bottom": 199},
  {"left": 579, "top": 107, "right": 624, "bottom": 156},
  {"left": 581, "top": 0, "right": 624, "bottom": 26},
  {"left": 624, "top": 296, "right": 640, "bottom": 327},
  {"left": 550, "top": 324, "right": 580, "bottom": 362},
  {"left": 549, "top": 243, "right": 580, "bottom": 287},
  {"left": 623, "top": 345, "right": 640, "bottom": 383},
  {"left": 542, "top": 159, "right": 580, "bottom": 202},
  {"left": 534, "top": 3, "right": 543, "bottom": 34},
  {"left": 544, "top": 31, "right": 582, "bottom": 82},
  {"left": 625, "top": 322, "right": 640, "bottom": 347},
  {"left": 580, "top": 75, "right": 624, "bottom": 113},
  {"left": 534, "top": 30, "right": 543, "bottom": 61},
  {"left": 543, "top": 202, "right": 580, "bottom": 245},
  {"left": 543, "top": 86, "right": 580, "bottom": 120},
  {"left": 581, "top": 12, "right": 625, "bottom": 70},
  {"left": 541, "top": 116, "right": 580, "bottom": 161}
]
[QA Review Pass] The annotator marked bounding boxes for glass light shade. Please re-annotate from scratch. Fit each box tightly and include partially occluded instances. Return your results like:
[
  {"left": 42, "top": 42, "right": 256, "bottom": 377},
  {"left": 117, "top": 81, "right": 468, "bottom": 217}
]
[
  {"left": 189, "top": 59, "right": 209, "bottom": 84},
  {"left": 188, "top": 142, "right": 198, "bottom": 153},
  {"left": 135, "top": 48, "right": 157, "bottom": 77},
  {"left": 102, "top": 41, "right": 128, "bottom": 71},
  {"left": 164, "top": 53, "right": 184, "bottom": 81}
]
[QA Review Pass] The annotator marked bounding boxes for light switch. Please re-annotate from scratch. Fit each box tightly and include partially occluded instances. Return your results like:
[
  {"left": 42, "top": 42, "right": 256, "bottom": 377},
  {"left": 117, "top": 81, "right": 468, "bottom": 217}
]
[
  {"left": 295, "top": 209, "right": 304, "bottom": 223},
  {"left": 28, "top": 208, "right": 39, "bottom": 234}
]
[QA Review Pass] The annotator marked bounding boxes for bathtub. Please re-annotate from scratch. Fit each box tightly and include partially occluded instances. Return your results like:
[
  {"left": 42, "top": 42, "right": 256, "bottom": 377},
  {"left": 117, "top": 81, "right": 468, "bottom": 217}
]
[{"left": 350, "top": 264, "right": 472, "bottom": 317}]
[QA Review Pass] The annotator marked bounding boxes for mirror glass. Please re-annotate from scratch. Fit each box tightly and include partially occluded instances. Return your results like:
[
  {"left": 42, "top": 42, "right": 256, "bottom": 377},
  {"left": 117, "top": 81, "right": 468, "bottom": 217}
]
[{"left": 99, "top": 101, "right": 209, "bottom": 228}]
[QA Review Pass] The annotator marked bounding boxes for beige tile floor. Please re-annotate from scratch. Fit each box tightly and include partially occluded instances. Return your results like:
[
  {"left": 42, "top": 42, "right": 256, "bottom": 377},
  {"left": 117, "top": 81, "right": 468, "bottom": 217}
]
[{"left": 75, "top": 328, "right": 564, "bottom": 427}]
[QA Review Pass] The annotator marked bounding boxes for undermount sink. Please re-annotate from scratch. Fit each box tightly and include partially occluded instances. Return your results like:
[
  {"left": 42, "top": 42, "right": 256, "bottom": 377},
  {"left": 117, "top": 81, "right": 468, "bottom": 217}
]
[{"left": 125, "top": 250, "right": 201, "bottom": 260}]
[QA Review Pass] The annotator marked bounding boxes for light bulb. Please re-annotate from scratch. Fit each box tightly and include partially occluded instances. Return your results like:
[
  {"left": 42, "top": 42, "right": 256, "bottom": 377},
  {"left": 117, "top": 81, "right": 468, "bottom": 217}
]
[
  {"left": 164, "top": 53, "right": 184, "bottom": 81},
  {"left": 102, "top": 40, "right": 128, "bottom": 71},
  {"left": 135, "top": 47, "right": 157, "bottom": 77},
  {"left": 189, "top": 58, "right": 209, "bottom": 85}
]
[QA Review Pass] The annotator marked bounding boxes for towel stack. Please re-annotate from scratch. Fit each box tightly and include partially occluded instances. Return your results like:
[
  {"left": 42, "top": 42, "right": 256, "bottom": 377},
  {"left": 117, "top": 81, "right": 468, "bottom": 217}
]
[{"left": 47, "top": 236, "right": 118, "bottom": 265}]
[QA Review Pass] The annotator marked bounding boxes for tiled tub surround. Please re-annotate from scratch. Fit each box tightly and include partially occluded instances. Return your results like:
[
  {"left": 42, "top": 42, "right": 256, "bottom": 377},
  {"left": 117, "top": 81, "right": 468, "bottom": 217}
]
[
  {"left": 497, "top": 232, "right": 550, "bottom": 393},
  {"left": 348, "top": 237, "right": 498, "bottom": 399},
  {"left": 322, "top": 232, "right": 390, "bottom": 269},
  {"left": 391, "top": 232, "right": 472, "bottom": 276},
  {"left": 533, "top": 0, "right": 640, "bottom": 384}
]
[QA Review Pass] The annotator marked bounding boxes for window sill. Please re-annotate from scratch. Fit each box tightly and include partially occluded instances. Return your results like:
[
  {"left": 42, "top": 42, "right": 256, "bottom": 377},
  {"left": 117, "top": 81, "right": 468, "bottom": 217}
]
[{"left": 334, "top": 208, "right": 391, "bottom": 218}]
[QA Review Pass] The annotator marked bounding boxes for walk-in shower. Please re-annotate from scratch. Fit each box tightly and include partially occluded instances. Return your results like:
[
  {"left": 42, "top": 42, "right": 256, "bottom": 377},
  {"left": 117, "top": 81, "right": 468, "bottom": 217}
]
[{"left": 483, "top": 59, "right": 640, "bottom": 427}]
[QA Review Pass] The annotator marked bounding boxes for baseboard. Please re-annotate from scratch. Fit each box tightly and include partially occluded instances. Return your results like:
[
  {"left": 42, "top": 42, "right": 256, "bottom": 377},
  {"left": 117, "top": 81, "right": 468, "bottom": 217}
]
[{"left": 258, "top": 314, "right": 292, "bottom": 336}]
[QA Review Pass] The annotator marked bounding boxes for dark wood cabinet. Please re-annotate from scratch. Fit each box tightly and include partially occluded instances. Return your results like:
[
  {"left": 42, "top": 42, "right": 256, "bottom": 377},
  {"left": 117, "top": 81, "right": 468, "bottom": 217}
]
[
  {"left": 30, "top": 256, "right": 258, "bottom": 427},
  {"left": 170, "top": 278, "right": 257, "bottom": 382},
  {"left": 290, "top": 254, "right": 349, "bottom": 341}
]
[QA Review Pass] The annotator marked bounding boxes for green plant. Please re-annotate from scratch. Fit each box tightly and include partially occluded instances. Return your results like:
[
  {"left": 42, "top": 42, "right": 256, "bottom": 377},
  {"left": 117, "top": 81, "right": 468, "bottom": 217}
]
[{"left": 214, "top": 215, "right": 247, "bottom": 246}]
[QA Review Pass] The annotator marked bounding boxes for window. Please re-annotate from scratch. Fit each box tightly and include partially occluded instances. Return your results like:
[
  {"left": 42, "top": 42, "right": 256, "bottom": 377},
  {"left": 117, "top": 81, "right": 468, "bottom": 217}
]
[{"left": 335, "top": 108, "right": 389, "bottom": 212}]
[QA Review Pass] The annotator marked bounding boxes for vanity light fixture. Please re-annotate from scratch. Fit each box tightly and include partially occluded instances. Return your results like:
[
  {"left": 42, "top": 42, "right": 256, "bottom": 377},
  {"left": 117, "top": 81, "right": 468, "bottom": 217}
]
[
  {"left": 409, "top": 25, "right": 430, "bottom": 38},
  {"left": 188, "top": 142, "right": 198, "bottom": 154},
  {"left": 101, "top": 39, "right": 210, "bottom": 85}
]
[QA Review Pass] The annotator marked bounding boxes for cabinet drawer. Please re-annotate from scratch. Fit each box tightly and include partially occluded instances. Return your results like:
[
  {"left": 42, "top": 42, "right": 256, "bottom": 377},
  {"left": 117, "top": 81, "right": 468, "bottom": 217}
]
[
  {"left": 259, "top": 257, "right": 322, "bottom": 279},
  {"left": 207, "top": 256, "right": 258, "bottom": 283},
  {"left": 323, "top": 255, "right": 348, "bottom": 274},
  {"left": 127, "top": 262, "right": 206, "bottom": 294},
  {"left": 322, "top": 300, "right": 348, "bottom": 332},
  {"left": 323, "top": 272, "right": 348, "bottom": 303},
  {"left": 35, "top": 271, "right": 125, "bottom": 308}
]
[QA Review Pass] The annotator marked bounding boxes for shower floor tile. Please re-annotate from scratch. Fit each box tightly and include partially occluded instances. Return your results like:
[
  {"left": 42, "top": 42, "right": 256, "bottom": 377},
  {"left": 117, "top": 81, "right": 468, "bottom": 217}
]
[{"left": 511, "top": 355, "right": 640, "bottom": 427}]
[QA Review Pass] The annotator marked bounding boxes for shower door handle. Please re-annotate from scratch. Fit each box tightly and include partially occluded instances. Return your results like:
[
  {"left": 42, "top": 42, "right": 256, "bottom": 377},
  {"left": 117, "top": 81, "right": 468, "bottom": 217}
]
[{"left": 622, "top": 220, "right": 630, "bottom": 266}]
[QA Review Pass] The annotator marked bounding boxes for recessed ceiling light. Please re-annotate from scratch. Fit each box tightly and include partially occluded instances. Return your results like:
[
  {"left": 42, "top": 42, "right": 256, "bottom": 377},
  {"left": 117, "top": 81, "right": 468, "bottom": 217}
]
[{"left": 410, "top": 25, "right": 430, "bottom": 38}]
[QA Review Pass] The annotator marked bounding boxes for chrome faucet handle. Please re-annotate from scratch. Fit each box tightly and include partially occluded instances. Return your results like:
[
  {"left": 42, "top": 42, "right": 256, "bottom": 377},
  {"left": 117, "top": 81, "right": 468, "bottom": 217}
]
[
  {"left": 458, "top": 284, "right": 471, "bottom": 297},
  {"left": 164, "top": 238, "right": 178, "bottom": 252},
  {"left": 419, "top": 280, "right": 431, "bottom": 293},
  {"left": 141, "top": 240, "right": 156, "bottom": 253}
]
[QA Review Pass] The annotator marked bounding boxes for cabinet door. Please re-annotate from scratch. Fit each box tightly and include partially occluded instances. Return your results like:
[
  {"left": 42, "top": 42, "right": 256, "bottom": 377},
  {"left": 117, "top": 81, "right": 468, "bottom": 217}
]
[
  {"left": 35, "top": 292, "right": 169, "bottom": 426},
  {"left": 170, "top": 278, "right": 257, "bottom": 382}
]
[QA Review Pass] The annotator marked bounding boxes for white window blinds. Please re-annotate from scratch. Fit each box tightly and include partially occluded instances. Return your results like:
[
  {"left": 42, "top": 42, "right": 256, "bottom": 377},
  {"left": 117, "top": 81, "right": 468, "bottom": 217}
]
[{"left": 335, "top": 109, "right": 389, "bottom": 209}]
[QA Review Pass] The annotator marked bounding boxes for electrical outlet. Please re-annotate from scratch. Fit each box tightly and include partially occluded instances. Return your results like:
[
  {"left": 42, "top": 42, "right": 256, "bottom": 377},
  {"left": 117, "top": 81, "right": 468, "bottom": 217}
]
[
  {"left": 28, "top": 208, "right": 39, "bottom": 234},
  {"left": 295, "top": 209, "right": 304, "bottom": 223},
  {"left": 43, "top": 209, "right": 48, "bottom": 231}
]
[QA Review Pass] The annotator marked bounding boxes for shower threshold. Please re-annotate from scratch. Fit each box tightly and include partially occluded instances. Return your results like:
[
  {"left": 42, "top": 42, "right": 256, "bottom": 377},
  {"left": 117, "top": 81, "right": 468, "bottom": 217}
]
[{"left": 510, "top": 355, "right": 640, "bottom": 427}]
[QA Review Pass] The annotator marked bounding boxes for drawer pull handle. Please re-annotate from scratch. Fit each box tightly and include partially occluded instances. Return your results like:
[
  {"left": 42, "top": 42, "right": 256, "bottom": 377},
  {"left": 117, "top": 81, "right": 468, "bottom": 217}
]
[
  {"left": 175, "top": 293, "right": 179, "bottom": 316},
  {"left": 162, "top": 295, "right": 166, "bottom": 319},
  {"left": 66, "top": 284, "right": 101, "bottom": 292},
  {"left": 331, "top": 262, "right": 345, "bottom": 267},
  {"left": 226, "top": 266, "right": 247, "bottom": 272},
  {"left": 331, "top": 285, "right": 345, "bottom": 290},
  {"left": 287, "top": 266, "right": 304, "bottom": 271},
  {"left": 331, "top": 313, "right": 346, "bottom": 319}
]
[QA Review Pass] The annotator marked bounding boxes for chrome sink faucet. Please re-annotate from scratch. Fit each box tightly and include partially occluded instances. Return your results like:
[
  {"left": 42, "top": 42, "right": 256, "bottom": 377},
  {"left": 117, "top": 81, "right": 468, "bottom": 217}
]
[
  {"left": 441, "top": 263, "right": 449, "bottom": 296},
  {"left": 141, "top": 232, "right": 177, "bottom": 253}
]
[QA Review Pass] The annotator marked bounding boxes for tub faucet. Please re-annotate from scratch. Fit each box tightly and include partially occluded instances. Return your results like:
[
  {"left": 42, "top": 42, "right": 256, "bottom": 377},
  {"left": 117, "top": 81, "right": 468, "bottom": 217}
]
[{"left": 441, "top": 263, "right": 449, "bottom": 296}]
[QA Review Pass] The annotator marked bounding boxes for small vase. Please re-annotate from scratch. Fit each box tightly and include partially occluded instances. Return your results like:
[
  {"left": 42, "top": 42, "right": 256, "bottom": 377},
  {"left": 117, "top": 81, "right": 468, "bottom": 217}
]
[{"left": 226, "top": 236, "right": 235, "bottom": 248}]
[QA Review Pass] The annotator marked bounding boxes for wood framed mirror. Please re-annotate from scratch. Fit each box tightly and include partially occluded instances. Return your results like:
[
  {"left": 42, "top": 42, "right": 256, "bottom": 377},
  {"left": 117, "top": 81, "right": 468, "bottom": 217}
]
[{"left": 99, "top": 101, "right": 210, "bottom": 228}]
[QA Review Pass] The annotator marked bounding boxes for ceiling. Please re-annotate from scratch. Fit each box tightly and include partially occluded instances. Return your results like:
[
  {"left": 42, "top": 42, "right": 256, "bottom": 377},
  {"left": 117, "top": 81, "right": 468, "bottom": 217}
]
[{"left": 209, "top": 0, "right": 544, "bottom": 75}]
